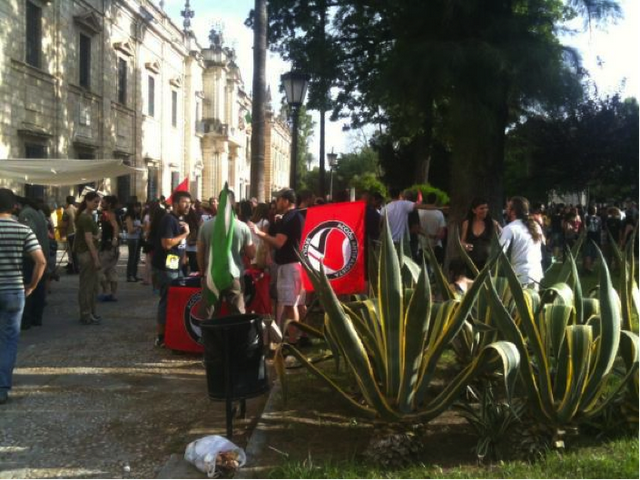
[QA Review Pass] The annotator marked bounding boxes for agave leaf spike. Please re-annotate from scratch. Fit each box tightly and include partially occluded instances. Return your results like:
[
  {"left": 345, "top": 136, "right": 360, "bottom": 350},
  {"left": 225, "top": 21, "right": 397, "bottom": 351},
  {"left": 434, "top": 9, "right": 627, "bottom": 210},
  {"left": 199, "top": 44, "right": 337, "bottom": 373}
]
[
  {"left": 378, "top": 214, "right": 403, "bottom": 397},
  {"left": 284, "top": 319, "right": 324, "bottom": 338},
  {"left": 455, "top": 230, "right": 480, "bottom": 278},
  {"left": 402, "top": 254, "right": 421, "bottom": 285},
  {"left": 620, "top": 331, "right": 640, "bottom": 424},
  {"left": 273, "top": 347, "right": 287, "bottom": 403},
  {"left": 397, "top": 258, "right": 432, "bottom": 412},
  {"left": 299, "top": 251, "right": 399, "bottom": 420},
  {"left": 582, "top": 246, "right": 622, "bottom": 405},
  {"left": 545, "top": 303, "right": 573, "bottom": 363},
  {"left": 567, "top": 250, "right": 584, "bottom": 324},
  {"left": 542, "top": 283, "right": 575, "bottom": 306},
  {"left": 414, "top": 256, "right": 496, "bottom": 404},
  {"left": 556, "top": 325, "right": 593, "bottom": 423},
  {"left": 342, "top": 303, "right": 386, "bottom": 381},
  {"left": 583, "top": 331, "right": 639, "bottom": 417},
  {"left": 553, "top": 230, "right": 586, "bottom": 285},
  {"left": 499, "top": 251, "right": 554, "bottom": 405},
  {"left": 423, "top": 240, "right": 455, "bottom": 300},
  {"left": 485, "top": 275, "right": 555, "bottom": 421},
  {"left": 622, "top": 225, "right": 639, "bottom": 333},
  {"left": 284, "top": 344, "right": 379, "bottom": 418},
  {"left": 410, "top": 341, "right": 520, "bottom": 422},
  {"left": 323, "top": 316, "right": 342, "bottom": 372}
]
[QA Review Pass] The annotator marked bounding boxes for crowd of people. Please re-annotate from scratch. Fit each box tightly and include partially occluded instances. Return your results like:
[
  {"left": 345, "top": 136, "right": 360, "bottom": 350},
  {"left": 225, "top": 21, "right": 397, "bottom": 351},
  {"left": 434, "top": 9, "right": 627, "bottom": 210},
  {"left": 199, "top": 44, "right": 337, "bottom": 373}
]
[{"left": 0, "top": 182, "right": 637, "bottom": 406}]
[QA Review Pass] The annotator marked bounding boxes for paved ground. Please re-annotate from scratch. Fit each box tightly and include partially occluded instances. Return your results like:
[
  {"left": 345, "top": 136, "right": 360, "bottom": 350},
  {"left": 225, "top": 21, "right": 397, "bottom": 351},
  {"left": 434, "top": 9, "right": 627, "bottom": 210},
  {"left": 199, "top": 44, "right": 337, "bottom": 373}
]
[{"left": 0, "top": 248, "right": 268, "bottom": 479}]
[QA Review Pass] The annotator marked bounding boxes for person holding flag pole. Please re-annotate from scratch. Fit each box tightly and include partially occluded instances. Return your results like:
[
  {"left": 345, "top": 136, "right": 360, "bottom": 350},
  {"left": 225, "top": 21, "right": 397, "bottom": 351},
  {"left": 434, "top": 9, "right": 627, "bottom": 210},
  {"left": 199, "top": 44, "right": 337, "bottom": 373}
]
[{"left": 197, "top": 184, "right": 255, "bottom": 319}]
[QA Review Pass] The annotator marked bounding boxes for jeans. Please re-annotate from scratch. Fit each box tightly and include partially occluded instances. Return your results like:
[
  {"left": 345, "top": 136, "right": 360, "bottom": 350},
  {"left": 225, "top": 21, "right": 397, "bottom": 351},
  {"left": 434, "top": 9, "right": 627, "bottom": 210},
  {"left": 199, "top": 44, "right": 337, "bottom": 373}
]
[
  {"left": 126, "top": 238, "right": 141, "bottom": 279},
  {"left": 0, "top": 290, "right": 26, "bottom": 393},
  {"left": 154, "top": 268, "right": 181, "bottom": 326},
  {"left": 21, "top": 258, "right": 47, "bottom": 328}
]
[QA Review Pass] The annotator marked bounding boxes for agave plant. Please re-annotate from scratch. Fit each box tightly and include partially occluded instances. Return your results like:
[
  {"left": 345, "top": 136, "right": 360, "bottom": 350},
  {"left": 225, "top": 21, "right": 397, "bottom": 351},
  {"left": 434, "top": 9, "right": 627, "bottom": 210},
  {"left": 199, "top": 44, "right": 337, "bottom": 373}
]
[
  {"left": 277, "top": 217, "right": 520, "bottom": 422},
  {"left": 426, "top": 235, "right": 515, "bottom": 363},
  {"left": 485, "top": 246, "right": 639, "bottom": 434},
  {"left": 457, "top": 382, "right": 526, "bottom": 462},
  {"left": 607, "top": 225, "right": 639, "bottom": 423}
]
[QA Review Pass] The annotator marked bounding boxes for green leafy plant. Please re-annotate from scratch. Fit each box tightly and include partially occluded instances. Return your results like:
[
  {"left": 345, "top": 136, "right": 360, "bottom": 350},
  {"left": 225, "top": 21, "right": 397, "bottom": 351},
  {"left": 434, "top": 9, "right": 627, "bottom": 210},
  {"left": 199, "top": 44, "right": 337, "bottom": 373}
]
[
  {"left": 408, "top": 183, "right": 450, "bottom": 205},
  {"left": 485, "top": 247, "right": 639, "bottom": 441},
  {"left": 458, "top": 381, "right": 526, "bottom": 462},
  {"left": 276, "top": 218, "right": 520, "bottom": 422}
]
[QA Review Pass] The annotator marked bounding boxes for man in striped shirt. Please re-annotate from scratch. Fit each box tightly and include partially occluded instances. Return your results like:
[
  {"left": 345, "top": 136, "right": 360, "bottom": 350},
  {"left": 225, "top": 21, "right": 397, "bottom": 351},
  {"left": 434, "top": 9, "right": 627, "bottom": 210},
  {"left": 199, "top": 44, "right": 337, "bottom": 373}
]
[{"left": 0, "top": 188, "right": 47, "bottom": 405}]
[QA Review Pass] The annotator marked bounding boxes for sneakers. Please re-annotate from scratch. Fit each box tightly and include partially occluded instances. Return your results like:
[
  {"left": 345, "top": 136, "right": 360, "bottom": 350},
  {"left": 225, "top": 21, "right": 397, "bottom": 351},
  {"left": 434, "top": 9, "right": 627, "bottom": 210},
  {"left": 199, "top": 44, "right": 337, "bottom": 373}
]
[
  {"left": 154, "top": 335, "right": 165, "bottom": 348},
  {"left": 80, "top": 314, "right": 102, "bottom": 325}
]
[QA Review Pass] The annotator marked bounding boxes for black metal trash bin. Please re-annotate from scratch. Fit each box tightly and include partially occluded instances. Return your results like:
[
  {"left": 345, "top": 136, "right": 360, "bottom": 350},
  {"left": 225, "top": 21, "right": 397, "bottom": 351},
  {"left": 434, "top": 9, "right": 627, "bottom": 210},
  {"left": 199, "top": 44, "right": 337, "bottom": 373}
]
[{"left": 200, "top": 314, "right": 269, "bottom": 401}]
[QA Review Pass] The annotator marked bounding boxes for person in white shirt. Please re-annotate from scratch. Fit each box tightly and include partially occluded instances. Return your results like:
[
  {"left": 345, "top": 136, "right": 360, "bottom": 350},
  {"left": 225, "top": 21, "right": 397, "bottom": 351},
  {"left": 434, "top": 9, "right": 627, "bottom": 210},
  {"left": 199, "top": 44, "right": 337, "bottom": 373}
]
[
  {"left": 417, "top": 192, "right": 447, "bottom": 263},
  {"left": 382, "top": 187, "right": 447, "bottom": 244},
  {"left": 499, "top": 196, "right": 544, "bottom": 288}
]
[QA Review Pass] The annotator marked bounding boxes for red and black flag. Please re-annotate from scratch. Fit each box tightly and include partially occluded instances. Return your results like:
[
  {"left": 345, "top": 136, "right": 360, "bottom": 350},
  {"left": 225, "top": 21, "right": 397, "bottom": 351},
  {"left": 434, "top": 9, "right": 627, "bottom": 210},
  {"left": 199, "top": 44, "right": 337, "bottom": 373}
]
[{"left": 300, "top": 201, "right": 366, "bottom": 295}]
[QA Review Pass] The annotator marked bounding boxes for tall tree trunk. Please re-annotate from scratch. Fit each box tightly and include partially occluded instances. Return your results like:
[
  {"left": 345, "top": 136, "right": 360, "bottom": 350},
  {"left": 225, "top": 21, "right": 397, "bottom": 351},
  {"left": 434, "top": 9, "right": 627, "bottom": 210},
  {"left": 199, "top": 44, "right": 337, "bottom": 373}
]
[
  {"left": 413, "top": 104, "right": 434, "bottom": 184},
  {"left": 250, "top": 0, "right": 267, "bottom": 201},
  {"left": 446, "top": 85, "right": 509, "bottom": 265}
]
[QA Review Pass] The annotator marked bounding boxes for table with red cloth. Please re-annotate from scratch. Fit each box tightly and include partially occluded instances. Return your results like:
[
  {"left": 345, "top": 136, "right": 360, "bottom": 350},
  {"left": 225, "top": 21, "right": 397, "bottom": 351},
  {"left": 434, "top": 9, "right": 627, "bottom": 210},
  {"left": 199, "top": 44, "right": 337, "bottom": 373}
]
[{"left": 164, "top": 269, "right": 272, "bottom": 352}]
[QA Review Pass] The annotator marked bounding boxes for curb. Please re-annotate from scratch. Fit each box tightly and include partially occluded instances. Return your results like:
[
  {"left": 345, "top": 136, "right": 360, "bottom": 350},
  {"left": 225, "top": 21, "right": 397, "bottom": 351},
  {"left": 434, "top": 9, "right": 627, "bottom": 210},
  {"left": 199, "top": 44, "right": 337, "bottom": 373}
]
[{"left": 233, "top": 379, "right": 282, "bottom": 479}]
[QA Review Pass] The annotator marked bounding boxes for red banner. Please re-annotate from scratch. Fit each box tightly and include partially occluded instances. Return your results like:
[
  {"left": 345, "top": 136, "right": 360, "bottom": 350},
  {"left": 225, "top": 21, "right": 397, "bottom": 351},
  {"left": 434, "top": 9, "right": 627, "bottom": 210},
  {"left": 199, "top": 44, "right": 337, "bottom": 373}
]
[
  {"left": 165, "top": 270, "right": 273, "bottom": 352},
  {"left": 165, "top": 286, "right": 205, "bottom": 352},
  {"left": 301, "top": 201, "right": 366, "bottom": 295}
]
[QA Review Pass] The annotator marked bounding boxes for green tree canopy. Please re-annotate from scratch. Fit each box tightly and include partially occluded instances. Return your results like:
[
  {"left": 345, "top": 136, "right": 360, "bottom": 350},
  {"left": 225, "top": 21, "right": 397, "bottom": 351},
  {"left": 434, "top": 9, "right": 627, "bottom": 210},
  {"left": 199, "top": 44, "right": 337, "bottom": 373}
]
[
  {"left": 258, "top": 0, "right": 621, "bottom": 222},
  {"left": 506, "top": 94, "right": 639, "bottom": 202}
]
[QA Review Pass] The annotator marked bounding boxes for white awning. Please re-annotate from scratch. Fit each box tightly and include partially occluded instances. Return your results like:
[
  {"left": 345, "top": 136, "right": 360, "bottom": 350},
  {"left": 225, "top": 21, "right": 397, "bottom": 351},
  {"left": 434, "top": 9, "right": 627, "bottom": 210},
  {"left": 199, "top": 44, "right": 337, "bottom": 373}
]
[{"left": 0, "top": 158, "right": 145, "bottom": 186}]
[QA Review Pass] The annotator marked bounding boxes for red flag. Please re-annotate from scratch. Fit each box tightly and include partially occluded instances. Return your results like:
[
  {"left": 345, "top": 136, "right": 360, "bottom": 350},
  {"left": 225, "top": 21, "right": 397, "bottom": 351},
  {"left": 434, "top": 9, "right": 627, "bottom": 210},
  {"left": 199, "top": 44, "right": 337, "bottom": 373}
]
[
  {"left": 301, "top": 201, "right": 366, "bottom": 295},
  {"left": 166, "top": 176, "right": 189, "bottom": 204},
  {"left": 164, "top": 272, "right": 272, "bottom": 353},
  {"left": 165, "top": 286, "right": 205, "bottom": 353}
]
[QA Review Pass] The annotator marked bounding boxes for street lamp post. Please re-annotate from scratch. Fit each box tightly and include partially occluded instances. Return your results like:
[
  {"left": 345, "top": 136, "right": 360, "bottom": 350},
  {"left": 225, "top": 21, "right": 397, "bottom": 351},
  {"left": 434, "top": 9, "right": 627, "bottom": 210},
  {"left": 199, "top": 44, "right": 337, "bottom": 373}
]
[
  {"left": 327, "top": 149, "right": 338, "bottom": 201},
  {"left": 281, "top": 71, "right": 310, "bottom": 191}
]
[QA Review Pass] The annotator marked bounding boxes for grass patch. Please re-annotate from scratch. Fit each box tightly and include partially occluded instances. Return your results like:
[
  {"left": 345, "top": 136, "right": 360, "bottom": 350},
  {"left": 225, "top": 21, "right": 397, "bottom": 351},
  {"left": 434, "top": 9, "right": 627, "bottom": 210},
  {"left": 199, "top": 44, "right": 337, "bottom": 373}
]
[{"left": 268, "top": 436, "right": 639, "bottom": 479}]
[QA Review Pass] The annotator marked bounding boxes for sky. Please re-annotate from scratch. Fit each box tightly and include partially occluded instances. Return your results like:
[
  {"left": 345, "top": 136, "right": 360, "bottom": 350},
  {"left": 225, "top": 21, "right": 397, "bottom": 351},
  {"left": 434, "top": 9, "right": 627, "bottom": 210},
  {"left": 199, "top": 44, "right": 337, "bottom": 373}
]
[{"left": 163, "top": 0, "right": 639, "bottom": 165}]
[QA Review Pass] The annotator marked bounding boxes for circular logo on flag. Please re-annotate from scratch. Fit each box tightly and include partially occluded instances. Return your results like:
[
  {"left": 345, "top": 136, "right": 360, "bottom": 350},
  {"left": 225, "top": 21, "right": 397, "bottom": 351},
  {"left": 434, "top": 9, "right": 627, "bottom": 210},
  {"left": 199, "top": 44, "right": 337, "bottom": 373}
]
[
  {"left": 185, "top": 291, "right": 204, "bottom": 343},
  {"left": 302, "top": 220, "right": 359, "bottom": 279}
]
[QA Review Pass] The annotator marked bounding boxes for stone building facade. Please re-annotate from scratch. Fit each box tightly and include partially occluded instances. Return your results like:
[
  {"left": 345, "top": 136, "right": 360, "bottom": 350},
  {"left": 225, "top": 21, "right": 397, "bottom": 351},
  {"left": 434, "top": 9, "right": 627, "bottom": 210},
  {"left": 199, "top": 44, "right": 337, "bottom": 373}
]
[
  {"left": 0, "top": 0, "right": 291, "bottom": 204},
  {"left": 265, "top": 106, "right": 294, "bottom": 199}
]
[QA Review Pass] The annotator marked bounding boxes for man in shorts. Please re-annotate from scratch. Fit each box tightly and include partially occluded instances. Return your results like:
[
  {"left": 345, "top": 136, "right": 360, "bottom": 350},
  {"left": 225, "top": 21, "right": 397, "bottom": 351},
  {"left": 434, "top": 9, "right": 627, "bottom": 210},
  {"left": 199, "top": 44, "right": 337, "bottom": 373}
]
[{"left": 248, "top": 188, "right": 305, "bottom": 343}]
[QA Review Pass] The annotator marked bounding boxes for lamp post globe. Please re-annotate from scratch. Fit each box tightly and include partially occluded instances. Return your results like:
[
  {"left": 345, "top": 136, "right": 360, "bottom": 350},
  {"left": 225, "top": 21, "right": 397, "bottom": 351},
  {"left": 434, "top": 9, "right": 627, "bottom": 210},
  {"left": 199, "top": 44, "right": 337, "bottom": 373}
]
[{"left": 281, "top": 71, "right": 310, "bottom": 191}]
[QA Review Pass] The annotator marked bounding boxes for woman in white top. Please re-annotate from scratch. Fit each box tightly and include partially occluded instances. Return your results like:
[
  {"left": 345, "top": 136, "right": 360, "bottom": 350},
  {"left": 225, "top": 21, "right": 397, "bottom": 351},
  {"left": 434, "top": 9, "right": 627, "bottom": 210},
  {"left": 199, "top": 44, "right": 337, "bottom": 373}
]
[{"left": 499, "top": 196, "right": 544, "bottom": 288}]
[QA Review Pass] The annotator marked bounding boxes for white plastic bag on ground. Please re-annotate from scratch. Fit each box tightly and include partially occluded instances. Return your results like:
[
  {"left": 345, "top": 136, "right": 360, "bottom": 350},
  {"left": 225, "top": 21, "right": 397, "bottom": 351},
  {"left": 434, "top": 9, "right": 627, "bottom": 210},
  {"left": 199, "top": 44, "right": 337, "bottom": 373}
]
[{"left": 184, "top": 435, "right": 246, "bottom": 478}]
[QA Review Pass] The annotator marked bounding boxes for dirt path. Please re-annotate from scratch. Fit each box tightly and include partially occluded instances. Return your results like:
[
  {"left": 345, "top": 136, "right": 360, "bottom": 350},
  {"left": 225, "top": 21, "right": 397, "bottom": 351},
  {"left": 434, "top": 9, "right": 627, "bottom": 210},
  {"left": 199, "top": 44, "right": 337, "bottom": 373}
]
[{"left": 0, "top": 250, "right": 267, "bottom": 479}]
